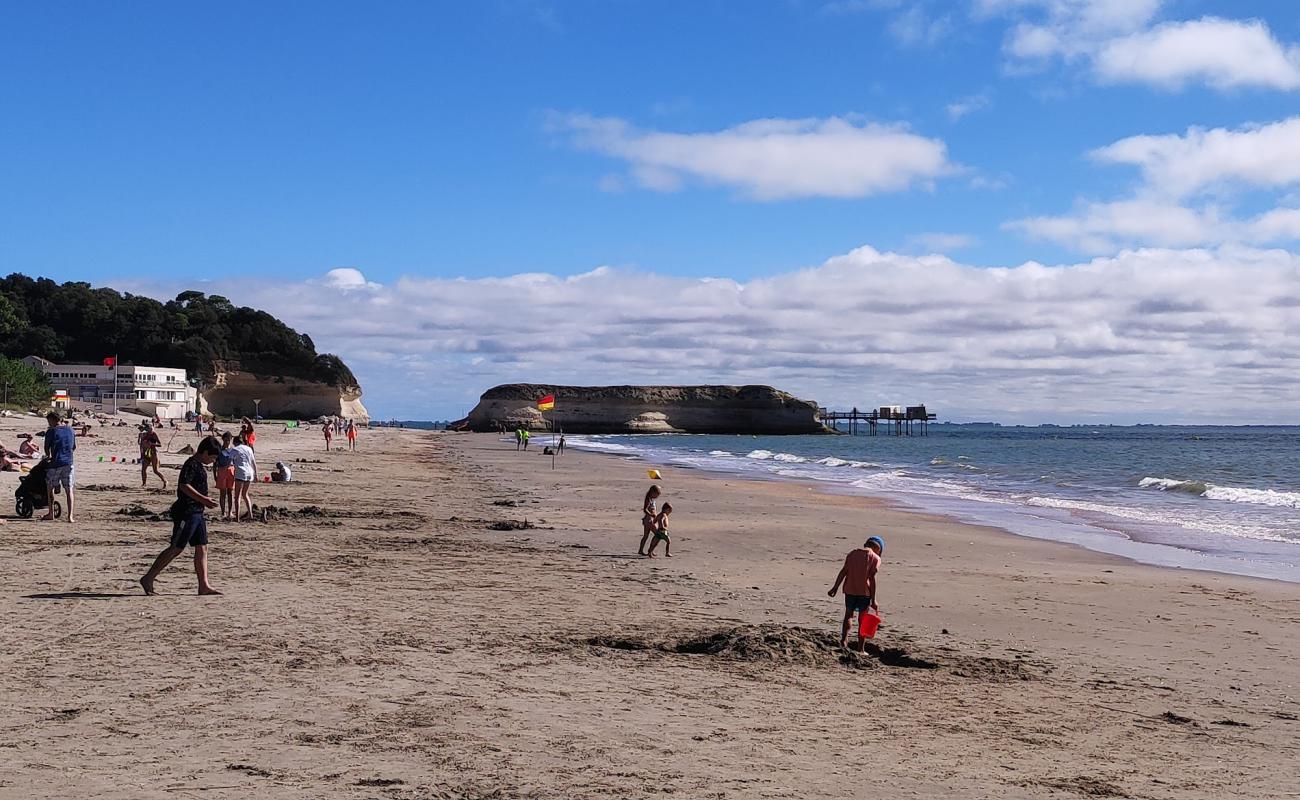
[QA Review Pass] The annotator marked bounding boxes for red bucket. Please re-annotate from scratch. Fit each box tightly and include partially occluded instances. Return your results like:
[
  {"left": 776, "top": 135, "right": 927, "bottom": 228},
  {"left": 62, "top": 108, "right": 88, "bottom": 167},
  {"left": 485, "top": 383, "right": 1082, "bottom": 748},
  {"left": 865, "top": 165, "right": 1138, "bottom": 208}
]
[{"left": 858, "top": 608, "right": 881, "bottom": 639}]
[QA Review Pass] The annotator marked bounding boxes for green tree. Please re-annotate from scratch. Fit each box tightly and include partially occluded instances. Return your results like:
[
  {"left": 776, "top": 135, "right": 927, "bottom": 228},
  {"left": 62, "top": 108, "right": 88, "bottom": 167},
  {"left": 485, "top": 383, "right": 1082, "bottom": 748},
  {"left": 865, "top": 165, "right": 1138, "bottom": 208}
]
[{"left": 0, "top": 355, "right": 52, "bottom": 409}]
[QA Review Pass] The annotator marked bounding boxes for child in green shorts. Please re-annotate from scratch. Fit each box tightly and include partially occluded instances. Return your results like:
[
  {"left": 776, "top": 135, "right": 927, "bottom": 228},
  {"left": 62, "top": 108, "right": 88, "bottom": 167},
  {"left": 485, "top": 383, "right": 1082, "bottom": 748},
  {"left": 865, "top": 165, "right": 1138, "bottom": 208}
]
[{"left": 645, "top": 502, "right": 673, "bottom": 558}]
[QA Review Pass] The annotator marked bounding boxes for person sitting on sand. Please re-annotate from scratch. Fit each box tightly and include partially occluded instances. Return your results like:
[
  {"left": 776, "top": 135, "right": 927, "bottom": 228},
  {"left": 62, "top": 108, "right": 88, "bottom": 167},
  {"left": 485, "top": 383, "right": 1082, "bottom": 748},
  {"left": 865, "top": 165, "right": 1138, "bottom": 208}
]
[
  {"left": 139, "top": 435, "right": 222, "bottom": 596},
  {"left": 18, "top": 435, "right": 39, "bottom": 457},
  {"left": 828, "top": 536, "right": 883, "bottom": 652},
  {"left": 645, "top": 503, "right": 673, "bottom": 558},
  {"left": 138, "top": 423, "right": 167, "bottom": 489},
  {"left": 638, "top": 484, "right": 662, "bottom": 556},
  {"left": 270, "top": 461, "right": 293, "bottom": 482},
  {"left": 214, "top": 431, "right": 237, "bottom": 521}
]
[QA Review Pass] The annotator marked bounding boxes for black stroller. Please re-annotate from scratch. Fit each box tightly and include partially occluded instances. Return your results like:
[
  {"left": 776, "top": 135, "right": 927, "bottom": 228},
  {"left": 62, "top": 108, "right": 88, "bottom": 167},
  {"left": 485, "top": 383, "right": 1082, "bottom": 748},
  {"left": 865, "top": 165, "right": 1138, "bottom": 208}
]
[{"left": 14, "top": 459, "right": 62, "bottom": 519}]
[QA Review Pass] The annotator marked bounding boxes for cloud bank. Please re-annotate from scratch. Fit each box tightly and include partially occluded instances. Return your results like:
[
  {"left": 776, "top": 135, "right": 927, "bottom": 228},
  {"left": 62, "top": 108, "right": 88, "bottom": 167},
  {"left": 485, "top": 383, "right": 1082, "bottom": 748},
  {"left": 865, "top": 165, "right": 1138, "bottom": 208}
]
[
  {"left": 123, "top": 246, "right": 1300, "bottom": 424},
  {"left": 551, "top": 114, "right": 954, "bottom": 200},
  {"left": 981, "top": 1, "right": 1300, "bottom": 92},
  {"left": 1009, "top": 117, "right": 1300, "bottom": 253}
]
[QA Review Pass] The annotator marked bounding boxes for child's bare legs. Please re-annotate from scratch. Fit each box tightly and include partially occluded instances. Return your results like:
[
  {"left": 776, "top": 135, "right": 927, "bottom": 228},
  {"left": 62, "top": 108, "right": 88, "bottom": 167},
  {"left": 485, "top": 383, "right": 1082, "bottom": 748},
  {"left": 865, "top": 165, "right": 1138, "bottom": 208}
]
[
  {"left": 238, "top": 481, "right": 254, "bottom": 521},
  {"left": 664, "top": 538, "right": 672, "bottom": 557},
  {"left": 639, "top": 518, "right": 655, "bottom": 555},
  {"left": 219, "top": 487, "right": 232, "bottom": 519},
  {"left": 140, "top": 546, "right": 183, "bottom": 595},
  {"left": 194, "top": 545, "right": 220, "bottom": 594},
  {"left": 839, "top": 608, "right": 854, "bottom": 649}
]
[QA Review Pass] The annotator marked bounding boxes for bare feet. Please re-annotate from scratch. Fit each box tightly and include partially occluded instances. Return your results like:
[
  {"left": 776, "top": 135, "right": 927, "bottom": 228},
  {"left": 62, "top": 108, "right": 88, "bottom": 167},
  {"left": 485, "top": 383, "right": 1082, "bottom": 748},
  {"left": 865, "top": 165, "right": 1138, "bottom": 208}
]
[
  {"left": 40, "top": 513, "right": 55, "bottom": 522},
  {"left": 66, "top": 516, "right": 75, "bottom": 523},
  {"left": 198, "top": 586, "right": 222, "bottom": 596},
  {"left": 140, "top": 577, "right": 156, "bottom": 596}
]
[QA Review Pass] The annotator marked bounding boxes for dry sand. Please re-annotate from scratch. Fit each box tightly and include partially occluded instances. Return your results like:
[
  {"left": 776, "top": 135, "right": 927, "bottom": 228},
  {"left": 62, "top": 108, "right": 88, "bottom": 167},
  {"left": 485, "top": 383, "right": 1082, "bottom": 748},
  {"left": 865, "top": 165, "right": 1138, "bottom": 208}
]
[{"left": 1, "top": 421, "right": 1297, "bottom": 799}]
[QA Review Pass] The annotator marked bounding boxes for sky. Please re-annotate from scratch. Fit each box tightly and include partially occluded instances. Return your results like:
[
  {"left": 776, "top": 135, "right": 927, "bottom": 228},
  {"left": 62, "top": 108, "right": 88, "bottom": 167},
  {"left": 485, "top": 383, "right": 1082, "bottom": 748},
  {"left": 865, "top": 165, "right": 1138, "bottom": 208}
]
[{"left": 3, "top": 0, "right": 1300, "bottom": 423}]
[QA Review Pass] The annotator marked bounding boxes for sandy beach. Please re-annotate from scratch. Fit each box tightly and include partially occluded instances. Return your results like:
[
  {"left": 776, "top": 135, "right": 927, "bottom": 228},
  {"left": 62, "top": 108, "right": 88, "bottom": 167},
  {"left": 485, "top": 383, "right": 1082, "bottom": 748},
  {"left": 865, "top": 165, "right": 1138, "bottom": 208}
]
[{"left": 1, "top": 421, "right": 1298, "bottom": 799}]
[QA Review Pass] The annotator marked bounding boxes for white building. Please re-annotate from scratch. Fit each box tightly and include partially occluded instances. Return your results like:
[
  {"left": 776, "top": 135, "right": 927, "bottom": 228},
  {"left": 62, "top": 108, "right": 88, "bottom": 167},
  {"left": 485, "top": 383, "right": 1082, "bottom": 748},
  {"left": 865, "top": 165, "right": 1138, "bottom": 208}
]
[{"left": 24, "top": 356, "right": 197, "bottom": 419}]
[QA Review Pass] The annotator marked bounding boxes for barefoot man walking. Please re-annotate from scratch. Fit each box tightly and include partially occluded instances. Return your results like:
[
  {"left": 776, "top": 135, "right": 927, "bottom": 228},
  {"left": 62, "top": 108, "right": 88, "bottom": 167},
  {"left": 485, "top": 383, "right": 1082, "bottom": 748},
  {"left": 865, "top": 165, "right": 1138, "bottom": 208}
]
[{"left": 140, "top": 436, "right": 222, "bottom": 596}]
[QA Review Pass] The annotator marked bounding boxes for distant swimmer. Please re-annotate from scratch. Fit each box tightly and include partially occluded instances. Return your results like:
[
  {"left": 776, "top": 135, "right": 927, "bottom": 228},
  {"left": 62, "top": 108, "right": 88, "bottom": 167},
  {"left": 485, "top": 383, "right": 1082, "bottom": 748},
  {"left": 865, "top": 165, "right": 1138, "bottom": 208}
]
[
  {"left": 827, "top": 535, "right": 883, "bottom": 652},
  {"left": 645, "top": 502, "right": 673, "bottom": 558},
  {"left": 638, "top": 484, "right": 662, "bottom": 556}
]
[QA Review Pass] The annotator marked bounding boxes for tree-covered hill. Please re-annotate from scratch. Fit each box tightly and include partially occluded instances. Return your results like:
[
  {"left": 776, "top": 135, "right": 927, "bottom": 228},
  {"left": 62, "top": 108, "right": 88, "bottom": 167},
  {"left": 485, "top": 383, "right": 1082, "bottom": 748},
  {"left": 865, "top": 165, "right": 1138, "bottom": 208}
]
[{"left": 0, "top": 274, "right": 356, "bottom": 388}]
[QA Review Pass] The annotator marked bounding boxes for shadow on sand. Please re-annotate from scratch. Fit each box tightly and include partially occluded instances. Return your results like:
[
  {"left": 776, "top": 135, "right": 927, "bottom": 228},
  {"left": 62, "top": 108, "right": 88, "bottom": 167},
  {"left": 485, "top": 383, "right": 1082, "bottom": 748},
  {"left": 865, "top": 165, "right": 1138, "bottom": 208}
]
[{"left": 23, "top": 592, "right": 138, "bottom": 600}]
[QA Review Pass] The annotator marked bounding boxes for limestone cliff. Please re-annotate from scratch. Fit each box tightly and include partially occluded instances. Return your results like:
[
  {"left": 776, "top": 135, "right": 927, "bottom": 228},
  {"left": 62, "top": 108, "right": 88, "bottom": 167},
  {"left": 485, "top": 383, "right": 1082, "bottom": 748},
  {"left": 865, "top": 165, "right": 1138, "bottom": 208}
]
[
  {"left": 462, "top": 384, "right": 826, "bottom": 434},
  {"left": 200, "top": 366, "right": 368, "bottom": 422}
]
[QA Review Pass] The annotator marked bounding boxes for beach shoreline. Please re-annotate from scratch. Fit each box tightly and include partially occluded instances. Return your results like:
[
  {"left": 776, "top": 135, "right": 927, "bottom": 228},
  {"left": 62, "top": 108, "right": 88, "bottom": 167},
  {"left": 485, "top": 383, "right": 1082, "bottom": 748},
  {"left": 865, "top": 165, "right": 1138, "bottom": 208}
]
[
  {"left": 1, "top": 423, "right": 1297, "bottom": 799},
  {"left": 560, "top": 431, "right": 1300, "bottom": 585}
]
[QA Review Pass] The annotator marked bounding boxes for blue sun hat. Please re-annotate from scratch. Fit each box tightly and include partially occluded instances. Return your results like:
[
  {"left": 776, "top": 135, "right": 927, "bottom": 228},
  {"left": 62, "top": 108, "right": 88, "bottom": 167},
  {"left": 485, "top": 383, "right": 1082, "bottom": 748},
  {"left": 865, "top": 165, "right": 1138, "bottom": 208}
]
[{"left": 865, "top": 535, "right": 885, "bottom": 554}]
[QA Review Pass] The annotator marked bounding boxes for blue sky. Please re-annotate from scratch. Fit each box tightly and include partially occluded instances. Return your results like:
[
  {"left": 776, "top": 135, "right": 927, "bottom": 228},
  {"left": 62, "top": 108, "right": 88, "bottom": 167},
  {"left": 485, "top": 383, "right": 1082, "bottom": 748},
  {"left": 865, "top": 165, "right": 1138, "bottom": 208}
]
[{"left": 5, "top": 1, "right": 1300, "bottom": 422}]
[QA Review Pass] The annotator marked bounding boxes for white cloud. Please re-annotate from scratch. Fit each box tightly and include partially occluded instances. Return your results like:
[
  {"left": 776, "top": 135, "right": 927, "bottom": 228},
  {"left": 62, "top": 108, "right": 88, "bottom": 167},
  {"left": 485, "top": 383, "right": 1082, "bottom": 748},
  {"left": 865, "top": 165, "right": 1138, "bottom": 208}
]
[
  {"left": 1010, "top": 117, "right": 1300, "bottom": 252},
  {"left": 888, "top": 6, "right": 953, "bottom": 48},
  {"left": 946, "top": 92, "right": 990, "bottom": 120},
  {"left": 906, "top": 232, "right": 979, "bottom": 251},
  {"left": 320, "top": 268, "right": 381, "bottom": 291},
  {"left": 119, "top": 246, "right": 1300, "bottom": 423},
  {"left": 1093, "top": 117, "right": 1300, "bottom": 197},
  {"left": 1095, "top": 18, "right": 1300, "bottom": 90},
  {"left": 552, "top": 113, "right": 955, "bottom": 200},
  {"left": 985, "top": 2, "right": 1300, "bottom": 92},
  {"left": 1007, "top": 200, "right": 1226, "bottom": 253}
]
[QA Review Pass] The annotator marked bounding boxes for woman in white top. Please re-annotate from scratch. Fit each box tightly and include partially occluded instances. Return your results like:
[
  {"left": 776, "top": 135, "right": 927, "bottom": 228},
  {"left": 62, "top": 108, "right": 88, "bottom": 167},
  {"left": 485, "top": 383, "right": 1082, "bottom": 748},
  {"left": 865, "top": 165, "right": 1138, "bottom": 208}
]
[{"left": 229, "top": 434, "right": 258, "bottom": 522}]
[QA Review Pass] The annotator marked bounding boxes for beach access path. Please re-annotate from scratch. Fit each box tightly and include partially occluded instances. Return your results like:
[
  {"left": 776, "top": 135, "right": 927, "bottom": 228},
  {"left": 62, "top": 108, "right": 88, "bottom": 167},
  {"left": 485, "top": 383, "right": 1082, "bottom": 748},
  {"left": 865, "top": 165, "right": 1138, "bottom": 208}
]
[{"left": 0, "top": 423, "right": 1296, "bottom": 799}]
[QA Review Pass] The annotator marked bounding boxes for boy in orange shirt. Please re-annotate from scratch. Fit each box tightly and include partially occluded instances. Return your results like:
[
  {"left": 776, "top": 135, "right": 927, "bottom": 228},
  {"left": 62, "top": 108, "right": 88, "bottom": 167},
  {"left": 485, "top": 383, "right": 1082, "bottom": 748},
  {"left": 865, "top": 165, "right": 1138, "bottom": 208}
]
[{"left": 828, "top": 535, "right": 883, "bottom": 651}]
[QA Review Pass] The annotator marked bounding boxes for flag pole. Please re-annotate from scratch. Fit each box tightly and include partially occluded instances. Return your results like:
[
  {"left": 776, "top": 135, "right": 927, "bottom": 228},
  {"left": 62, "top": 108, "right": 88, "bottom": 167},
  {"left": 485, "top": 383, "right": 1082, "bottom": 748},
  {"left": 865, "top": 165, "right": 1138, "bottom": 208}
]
[{"left": 112, "top": 354, "right": 118, "bottom": 415}]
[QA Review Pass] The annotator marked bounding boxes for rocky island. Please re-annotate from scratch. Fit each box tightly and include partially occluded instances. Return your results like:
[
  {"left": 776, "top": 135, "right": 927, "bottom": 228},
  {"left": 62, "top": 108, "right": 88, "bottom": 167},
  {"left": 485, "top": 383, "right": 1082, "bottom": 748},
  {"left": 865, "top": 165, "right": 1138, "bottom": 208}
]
[{"left": 461, "top": 384, "right": 827, "bottom": 434}]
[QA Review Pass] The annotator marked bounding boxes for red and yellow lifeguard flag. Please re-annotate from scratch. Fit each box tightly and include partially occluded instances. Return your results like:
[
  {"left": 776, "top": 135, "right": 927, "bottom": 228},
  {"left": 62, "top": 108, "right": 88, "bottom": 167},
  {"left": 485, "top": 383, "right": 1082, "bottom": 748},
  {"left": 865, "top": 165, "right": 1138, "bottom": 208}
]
[{"left": 537, "top": 394, "right": 555, "bottom": 411}]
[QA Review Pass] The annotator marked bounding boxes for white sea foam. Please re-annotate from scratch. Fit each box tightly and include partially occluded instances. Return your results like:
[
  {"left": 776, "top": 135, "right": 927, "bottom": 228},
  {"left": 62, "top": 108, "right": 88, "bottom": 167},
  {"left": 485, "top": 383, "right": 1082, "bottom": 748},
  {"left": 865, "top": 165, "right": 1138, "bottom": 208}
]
[
  {"left": 772, "top": 453, "right": 808, "bottom": 463},
  {"left": 708, "top": 450, "right": 734, "bottom": 457},
  {"left": 1026, "top": 495, "right": 1286, "bottom": 542},
  {"left": 746, "top": 449, "right": 774, "bottom": 460},
  {"left": 1139, "top": 476, "right": 1300, "bottom": 509},
  {"left": 1203, "top": 486, "right": 1300, "bottom": 509}
]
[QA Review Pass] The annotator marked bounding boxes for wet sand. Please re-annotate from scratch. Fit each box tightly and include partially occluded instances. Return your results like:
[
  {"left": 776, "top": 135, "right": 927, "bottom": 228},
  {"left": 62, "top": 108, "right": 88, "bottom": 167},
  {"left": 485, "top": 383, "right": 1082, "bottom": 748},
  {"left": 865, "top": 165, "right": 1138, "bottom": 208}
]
[{"left": 1, "top": 422, "right": 1297, "bottom": 799}]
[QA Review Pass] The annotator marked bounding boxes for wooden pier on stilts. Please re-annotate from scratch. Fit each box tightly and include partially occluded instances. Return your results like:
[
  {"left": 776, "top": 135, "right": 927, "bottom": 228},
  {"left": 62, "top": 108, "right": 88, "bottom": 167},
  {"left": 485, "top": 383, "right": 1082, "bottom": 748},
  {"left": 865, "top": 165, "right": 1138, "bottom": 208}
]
[{"left": 819, "top": 405, "right": 937, "bottom": 436}]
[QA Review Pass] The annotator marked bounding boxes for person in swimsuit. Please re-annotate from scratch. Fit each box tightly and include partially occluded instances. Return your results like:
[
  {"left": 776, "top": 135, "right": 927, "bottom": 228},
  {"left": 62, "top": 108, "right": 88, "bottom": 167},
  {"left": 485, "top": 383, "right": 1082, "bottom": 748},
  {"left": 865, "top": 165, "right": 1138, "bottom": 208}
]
[
  {"left": 324, "top": 421, "right": 334, "bottom": 451},
  {"left": 138, "top": 423, "right": 167, "bottom": 489},
  {"left": 638, "top": 484, "right": 662, "bottom": 556},
  {"left": 645, "top": 502, "right": 673, "bottom": 558},
  {"left": 346, "top": 420, "right": 357, "bottom": 451},
  {"left": 828, "top": 535, "right": 884, "bottom": 652},
  {"left": 214, "top": 431, "right": 237, "bottom": 520}
]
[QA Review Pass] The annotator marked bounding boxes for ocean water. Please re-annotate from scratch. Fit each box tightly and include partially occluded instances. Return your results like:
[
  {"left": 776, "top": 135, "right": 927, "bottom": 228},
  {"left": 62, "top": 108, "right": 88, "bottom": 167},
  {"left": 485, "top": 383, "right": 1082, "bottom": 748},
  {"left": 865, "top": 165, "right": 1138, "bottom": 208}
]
[{"left": 564, "top": 425, "right": 1300, "bottom": 583}]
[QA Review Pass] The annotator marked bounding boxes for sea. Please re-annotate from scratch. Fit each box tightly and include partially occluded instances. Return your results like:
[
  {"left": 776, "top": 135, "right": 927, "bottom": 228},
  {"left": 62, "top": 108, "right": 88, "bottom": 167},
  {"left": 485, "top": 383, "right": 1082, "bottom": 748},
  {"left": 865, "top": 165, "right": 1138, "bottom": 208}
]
[{"left": 562, "top": 425, "right": 1300, "bottom": 583}]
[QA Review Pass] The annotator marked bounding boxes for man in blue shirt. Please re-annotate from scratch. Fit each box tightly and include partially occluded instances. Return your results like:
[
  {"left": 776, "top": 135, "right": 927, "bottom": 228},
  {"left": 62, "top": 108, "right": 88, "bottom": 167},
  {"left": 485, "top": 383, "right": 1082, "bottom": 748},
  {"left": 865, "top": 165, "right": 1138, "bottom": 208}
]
[{"left": 42, "top": 411, "right": 76, "bottom": 523}]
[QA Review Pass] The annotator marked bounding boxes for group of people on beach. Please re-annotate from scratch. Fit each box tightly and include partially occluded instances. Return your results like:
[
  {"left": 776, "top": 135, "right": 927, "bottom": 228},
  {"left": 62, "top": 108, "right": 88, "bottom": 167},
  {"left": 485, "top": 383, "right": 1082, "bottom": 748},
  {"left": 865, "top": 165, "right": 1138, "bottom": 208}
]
[{"left": 322, "top": 417, "right": 358, "bottom": 451}]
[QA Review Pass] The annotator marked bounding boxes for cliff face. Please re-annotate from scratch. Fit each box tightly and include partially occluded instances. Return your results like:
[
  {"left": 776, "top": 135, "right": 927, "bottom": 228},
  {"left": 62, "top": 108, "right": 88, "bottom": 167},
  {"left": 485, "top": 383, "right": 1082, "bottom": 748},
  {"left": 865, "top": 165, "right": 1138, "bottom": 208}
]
[
  {"left": 464, "top": 384, "right": 826, "bottom": 434},
  {"left": 200, "top": 368, "right": 369, "bottom": 421}
]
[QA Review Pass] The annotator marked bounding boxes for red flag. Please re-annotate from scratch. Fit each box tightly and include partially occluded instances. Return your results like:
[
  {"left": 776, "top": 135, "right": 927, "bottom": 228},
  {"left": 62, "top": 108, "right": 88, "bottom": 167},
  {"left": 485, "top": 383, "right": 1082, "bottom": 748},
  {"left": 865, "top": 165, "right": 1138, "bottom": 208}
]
[
  {"left": 537, "top": 394, "right": 555, "bottom": 411},
  {"left": 102, "top": 357, "right": 116, "bottom": 367}
]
